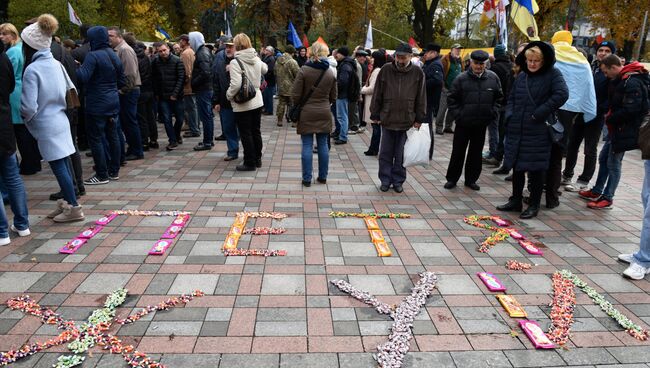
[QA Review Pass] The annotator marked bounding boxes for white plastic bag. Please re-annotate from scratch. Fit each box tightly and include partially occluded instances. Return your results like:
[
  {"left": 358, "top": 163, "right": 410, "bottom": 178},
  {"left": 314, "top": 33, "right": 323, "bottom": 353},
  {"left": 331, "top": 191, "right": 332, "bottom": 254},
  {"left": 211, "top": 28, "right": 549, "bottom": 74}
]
[{"left": 403, "top": 124, "right": 431, "bottom": 168}]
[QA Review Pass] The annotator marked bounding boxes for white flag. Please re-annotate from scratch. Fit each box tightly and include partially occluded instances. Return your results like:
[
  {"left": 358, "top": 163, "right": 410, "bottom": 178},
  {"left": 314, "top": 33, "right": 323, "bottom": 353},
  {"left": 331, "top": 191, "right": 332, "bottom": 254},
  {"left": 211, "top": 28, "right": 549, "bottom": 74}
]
[
  {"left": 364, "top": 20, "right": 373, "bottom": 49},
  {"left": 496, "top": 0, "right": 509, "bottom": 48},
  {"left": 68, "top": 2, "right": 82, "bottom": 26},
  {"left": 224, "top": 10, "right": 232, "bottom": 37}
]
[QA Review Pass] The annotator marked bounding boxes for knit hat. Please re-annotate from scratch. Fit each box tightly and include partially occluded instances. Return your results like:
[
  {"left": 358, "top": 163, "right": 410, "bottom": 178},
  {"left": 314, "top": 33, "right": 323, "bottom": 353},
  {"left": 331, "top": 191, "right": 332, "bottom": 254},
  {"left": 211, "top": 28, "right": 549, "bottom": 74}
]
[
  {"left": 21, "top": 14, "right": 58, "bottom": 51},
  {"left": 551, "top": 30, "right": 573, "bottom": 45},
  {"left": 598, "top": 41, "right": 616, "bottom": 54},
  {"left": 494, "top": 44, "right": 506, "bottom": 57}
]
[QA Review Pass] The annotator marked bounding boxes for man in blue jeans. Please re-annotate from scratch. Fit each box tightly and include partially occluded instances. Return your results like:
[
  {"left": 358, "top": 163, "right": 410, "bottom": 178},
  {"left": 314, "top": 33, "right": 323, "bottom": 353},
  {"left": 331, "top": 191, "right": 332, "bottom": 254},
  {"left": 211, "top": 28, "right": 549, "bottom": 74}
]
[
  {"left": 333, "top": 47, "right": 357, "bottom": 144},
  {"left": 151, "top": 42, "right": 185, "bottom": 151},
  {"left": 618, "top": 159, "right": 650, "bottom": 279},
  {"left": 212, "top": 37, "right": 239, "bottom": 160},
  {"left": 189, "top": 32, "right": 215, "bottom": 151}
]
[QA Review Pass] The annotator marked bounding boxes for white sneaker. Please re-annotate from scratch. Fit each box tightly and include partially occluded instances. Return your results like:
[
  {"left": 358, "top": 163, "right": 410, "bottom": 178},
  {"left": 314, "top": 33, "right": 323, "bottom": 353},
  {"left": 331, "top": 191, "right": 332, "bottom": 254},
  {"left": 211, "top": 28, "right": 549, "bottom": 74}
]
[
  {"left": 565, "top": 181, "right": 588, "bottom": 192},
  {"left": 560, "top": 177, "right": 572, "bottom": 186},
  {"left": 623, "top": 262, "right": 650, "bottom": 280},
  {"left": 10, "top": 225, "right": 30, "bottom": 237},
  {"left": 0, "top": 237, "right": 9, "bottom": 246},
  {"left": 618, "top": 253, "right": 635, "bottom": 263}
]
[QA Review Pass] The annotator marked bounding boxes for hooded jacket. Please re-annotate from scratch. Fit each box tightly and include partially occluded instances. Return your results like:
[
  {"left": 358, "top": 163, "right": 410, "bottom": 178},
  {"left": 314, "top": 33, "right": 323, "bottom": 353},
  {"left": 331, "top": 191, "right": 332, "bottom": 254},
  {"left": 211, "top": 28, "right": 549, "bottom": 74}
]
[
  {"left": 189, "top": 32, "right": 213, "bottom": 92},
  {"left": 503, "top": 41, "right": 569, "bottom": 172},
  {"left": 336, "top": 56, "right": 358, "bottom": 100},
  {"left": 151, "top": 52, "right": 185, "bottom": 100},
  {"left": 275, "top": 53, "right": 300, "bottom": 96},
  {"left": 76, "top": 26, "right": 126, "bottom": 116},
  {"left": 134, "top": 43, "right": 153, "bottom": 96},
  {"left": 291, "top": 59, "right": 337, "bottom": 134},
  {"left": 226, "top": 48, "right": 268, "bottom": 112},
  {"left": 489, "top": 54, "right": 514, "bottom": 112},
  {"left": 369, "top": 61, "right": 426, "bottom": 131},
  {"left": 0, "top": 42, "right": 16, "bottom": 157}
]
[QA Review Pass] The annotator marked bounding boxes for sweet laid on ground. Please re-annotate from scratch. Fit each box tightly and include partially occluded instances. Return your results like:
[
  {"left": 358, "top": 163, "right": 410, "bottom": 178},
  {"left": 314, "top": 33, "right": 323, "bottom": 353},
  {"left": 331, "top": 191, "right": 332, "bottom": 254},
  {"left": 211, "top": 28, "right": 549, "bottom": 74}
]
[
  {"left": 329, "top": 212, "right": 405, "bottom": 257},
  {"left": 506, "top": 260, "right": 533, "bottom": 270},
  {"left": 497, "top": 294, "right": 528, "bottom": 318},
  {"left": 222, "top": 212, "right": 287, "bottom": 256},
  {"left": 464, "top": 215, "right": 545, "bottom": 254},
  {"left": 477, "top": 272, "right": 507, "bottom": 291},
  {"left": 547, "top": 271, "right": 576, "bottom": 345},
  {"left": 520, "top": 320, "right": 556, "bottom": 349}
]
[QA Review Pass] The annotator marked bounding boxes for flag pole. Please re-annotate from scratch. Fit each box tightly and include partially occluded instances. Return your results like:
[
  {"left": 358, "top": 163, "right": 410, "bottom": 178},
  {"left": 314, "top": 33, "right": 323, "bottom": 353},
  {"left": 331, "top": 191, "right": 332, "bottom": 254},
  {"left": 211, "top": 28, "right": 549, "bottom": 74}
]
[{"left": 371, "top": 26, "right": 407, "bottom": 44}]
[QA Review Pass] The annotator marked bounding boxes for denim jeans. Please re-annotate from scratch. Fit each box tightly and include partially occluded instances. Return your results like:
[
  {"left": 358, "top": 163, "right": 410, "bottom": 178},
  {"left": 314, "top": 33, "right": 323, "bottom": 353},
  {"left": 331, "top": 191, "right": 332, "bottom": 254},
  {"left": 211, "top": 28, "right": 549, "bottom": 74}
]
[
  {"left": 196, "top": 90, "right": 214, "bottom": 145},
  {"left": 114, "top": 115, "right": 126, "bottom": 163},
  {"left": 159, "top": 98, "right": 184, "bottom": 144},
  {"left": 184, "top": 94, "right": 200, "bottom": 135},
  {"left": 634, "top": 160, "right": 650, "bottom": 267},
  {"left": 591, "top": 139, "right": 625, "bottom": 201},
  {"left": 49, "top": 157, "right": 78, "bottom": 206},
  {"left": 378, "top": 127, "right": 407, "bottom": 186},
  {"left": 220, "top": 108, "right": 239, "bottom": 158},
  {"left": 331, "top": 104, "right": 340, "bottom": 138},
  {"left": 487, "top": 112, "right": 499, "bottom": 158},
  {"left": 0, "top": 154, "right": 29, "bottom": 237},
  {"left": 301, "top": 133, "right": 329, "bottom": 182},
  {"left": 262, "top": 85, "right": 275, "bottom": 114},
  {"left": 86, "top": 114, "right": 121, "bottom": 180},
  {"left": 119, "top": 88, "right": 143, "bottom": 157},
  {"left": 335, "top": 99, "right": 349, "bottom": 142}
]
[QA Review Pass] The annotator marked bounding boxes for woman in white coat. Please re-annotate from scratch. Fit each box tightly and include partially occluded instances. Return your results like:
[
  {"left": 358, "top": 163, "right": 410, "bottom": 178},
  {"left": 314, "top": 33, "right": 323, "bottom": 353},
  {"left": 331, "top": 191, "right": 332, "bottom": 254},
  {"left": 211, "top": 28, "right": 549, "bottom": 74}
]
[
  {"left": 226, "top": 33, "right": 268, "bottom": 172},
  {"left": 20, "top": 14, "right": 84, "bottom": 223},
  {"left": 362, "top": 51, "right": 386, "bottom": 156}
]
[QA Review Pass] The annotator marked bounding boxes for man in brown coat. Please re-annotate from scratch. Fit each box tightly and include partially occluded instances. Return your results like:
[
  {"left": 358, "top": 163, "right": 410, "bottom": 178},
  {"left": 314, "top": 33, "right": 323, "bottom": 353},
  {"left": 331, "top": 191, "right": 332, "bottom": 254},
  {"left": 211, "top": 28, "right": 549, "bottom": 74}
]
[
  {"left": 370, "top": 43, "right": 426, "bottom": 193},
  {"left": 178, "top": 34, "right": 200, "bottom": 138}
]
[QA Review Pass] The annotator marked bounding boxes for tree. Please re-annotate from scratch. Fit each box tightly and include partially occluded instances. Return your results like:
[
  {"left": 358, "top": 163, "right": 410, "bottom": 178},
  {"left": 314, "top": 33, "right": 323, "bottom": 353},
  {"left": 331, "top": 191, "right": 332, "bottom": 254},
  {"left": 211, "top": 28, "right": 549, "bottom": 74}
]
[
  {"left": 588, "top": 0, "right": 648, "bottom": 60},
  {"left": 8, "top": 0, "right": 102, "bottom": 39},
  {"left": 412, "top": 0, "right": 440, "bottom": 45}
]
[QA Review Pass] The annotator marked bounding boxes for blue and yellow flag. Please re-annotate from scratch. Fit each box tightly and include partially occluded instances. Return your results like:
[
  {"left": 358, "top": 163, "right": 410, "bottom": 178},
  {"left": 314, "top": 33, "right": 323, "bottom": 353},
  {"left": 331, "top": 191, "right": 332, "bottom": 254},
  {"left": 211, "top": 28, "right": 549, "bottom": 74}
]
[
  {"left": 511, "top": 0, "right": 539, "bottom": 41},
  {"left": 155, "top": 26, "right": 171, "bottom": 41}
]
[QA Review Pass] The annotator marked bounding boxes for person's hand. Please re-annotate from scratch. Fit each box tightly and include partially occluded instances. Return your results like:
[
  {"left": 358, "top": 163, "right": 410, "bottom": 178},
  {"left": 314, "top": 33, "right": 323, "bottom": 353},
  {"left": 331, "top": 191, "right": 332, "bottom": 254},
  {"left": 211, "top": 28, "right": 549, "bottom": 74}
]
[
  {"left": 170, "top": 96, "right": 177, "bottom": 101},
  {"left": 413, "top": 122, "right": 422, "bottom": 129},
  {"left": 214, "top": 104, "right": 221, "bottom": 112},
  {"left": 372, "top": 120, "right": 380, "bottom": 125},
  {"left": 226, "top": 64, "right": 231, "bottom": 72}
]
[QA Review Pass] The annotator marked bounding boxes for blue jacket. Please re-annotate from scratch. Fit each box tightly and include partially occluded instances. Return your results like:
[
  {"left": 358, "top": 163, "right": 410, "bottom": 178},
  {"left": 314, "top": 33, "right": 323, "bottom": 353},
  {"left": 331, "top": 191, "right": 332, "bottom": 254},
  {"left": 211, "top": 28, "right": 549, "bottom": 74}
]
[
  {"left": 76, "top": 26, "right": 126, "bottom": 116},
  {"left": 503, "top": 41, "right": 569, "bottom": 172},
  {"left": 423, "top": 56, "right": 444, "bottom": 122},
  {"left": 212, "top": 49, "right": 233, "bottom": 109},
  {"left": 6, "top": 42, "right": 23, "bottom": 124}
]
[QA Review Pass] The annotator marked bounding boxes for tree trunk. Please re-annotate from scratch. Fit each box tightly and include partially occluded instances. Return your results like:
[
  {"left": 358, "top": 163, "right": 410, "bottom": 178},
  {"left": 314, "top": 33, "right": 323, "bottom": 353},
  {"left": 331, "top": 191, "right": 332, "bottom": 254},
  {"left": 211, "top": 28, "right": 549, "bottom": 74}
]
[
  {"left": 0, "top": 0, "right": 8, "bottom": 23},
  {"left": 465, "top": 0, "right": 471, "bottom": 42},
  {"left": 412, "top": 0, "right": 439, "bottom": 45},
  {"left": 566, "top": 0, "right": 579, "bottom": 31},
  {"left": 174, "top": 0, "right": 188, "bottom": 33}
]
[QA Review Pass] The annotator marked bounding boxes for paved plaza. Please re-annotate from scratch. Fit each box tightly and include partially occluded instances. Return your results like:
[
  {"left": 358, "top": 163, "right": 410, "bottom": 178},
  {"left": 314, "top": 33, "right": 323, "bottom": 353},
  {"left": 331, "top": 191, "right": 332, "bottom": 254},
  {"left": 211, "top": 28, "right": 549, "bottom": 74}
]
[{"left": 1, "top": 114, "right": 650, "bottom": 368}]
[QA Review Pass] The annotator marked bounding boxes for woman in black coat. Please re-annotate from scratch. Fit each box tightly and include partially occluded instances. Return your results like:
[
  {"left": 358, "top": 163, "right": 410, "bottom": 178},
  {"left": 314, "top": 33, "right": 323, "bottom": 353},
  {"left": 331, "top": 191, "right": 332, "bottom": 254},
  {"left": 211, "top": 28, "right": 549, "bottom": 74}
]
[{"left": 497, "top": 41, "right": 569, "bottom": 219}]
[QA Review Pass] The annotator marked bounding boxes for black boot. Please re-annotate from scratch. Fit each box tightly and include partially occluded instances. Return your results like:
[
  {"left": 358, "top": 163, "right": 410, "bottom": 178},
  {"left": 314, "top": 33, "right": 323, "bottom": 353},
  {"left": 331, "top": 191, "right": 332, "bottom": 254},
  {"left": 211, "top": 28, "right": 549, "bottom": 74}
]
[
  {"left": 496, "top": 197, "right": 522, "bottom": 212},
  {"left": 520, "top": 205, "right": 540, "bottom": 219}
]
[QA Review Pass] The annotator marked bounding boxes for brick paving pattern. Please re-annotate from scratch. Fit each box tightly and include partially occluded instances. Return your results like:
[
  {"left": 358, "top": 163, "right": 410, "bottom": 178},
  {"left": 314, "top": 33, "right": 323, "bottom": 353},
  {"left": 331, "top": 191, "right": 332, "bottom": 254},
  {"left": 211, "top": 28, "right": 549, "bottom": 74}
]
[{"left": 1, "top": 112, "right": 650, "bottom": 367}]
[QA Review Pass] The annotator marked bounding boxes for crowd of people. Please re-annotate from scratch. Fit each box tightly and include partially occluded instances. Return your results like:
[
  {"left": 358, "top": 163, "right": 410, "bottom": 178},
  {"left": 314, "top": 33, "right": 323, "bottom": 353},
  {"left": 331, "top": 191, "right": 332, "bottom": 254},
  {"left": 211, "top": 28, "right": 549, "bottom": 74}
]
[{"left": 0, "top": 14, "right": 649, "bottom": 279}]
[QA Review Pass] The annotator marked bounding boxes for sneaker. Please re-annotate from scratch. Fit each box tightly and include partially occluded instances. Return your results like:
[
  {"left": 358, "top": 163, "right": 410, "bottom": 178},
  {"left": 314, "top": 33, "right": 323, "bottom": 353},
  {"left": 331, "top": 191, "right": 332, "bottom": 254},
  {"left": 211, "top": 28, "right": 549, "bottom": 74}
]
[
  {"left": 10, "top": 225, "right": 30, "bottom": 237},
  {"left": 587, "top": 197, "right": 613, "bottom": 210},
  {"left": 215, "top": 135, "right": 226, "bottom": 141},
  {"left": 348, "top": 129, "right": 358, "bottom": 135},
  {"left": 125, "top": 154, "right": 144, "bottom": 161},
  {"left": 565, "top": 181, "right": 588, "bottom": 192},
  {"left": 357, "top": 127, "right": 366, "bottom": 133},
  {"left": 53, "top": 205, "right": 85, "bottom": 223},
  {"left": 182, "top": 132, "right": 201, "bottom": 138},
  {"left": 193, "top": 143, "right": 212, "bottom": 151},
  {"left": 108, "top": 174, "right": 119, "bottom": 181},
  {"left": 334, "top": 139, "right": 347, "bottom": 145},
  {"left": 166, "top": 142, "right": 178, "bottom": 151},
  {"left": 560, "top": 177, "right": 572, "bottom": 186},
  {"left": 618, "top": 254, "right": 635, "bottom": 263},
  {"left": 579, "top": 189, "right": 601, "bottom": 200},
  {"left": 84, "top": 176, "right": 109, "bottom": 185},
  {"left": 0, "top": 237, "right": 9, "bottom": 246},
  {"left": 623, "top": 262, "right": 650, "bottom": 280},
  {"left": 482, "top": 157, "right": 500, "bottom": 166}
]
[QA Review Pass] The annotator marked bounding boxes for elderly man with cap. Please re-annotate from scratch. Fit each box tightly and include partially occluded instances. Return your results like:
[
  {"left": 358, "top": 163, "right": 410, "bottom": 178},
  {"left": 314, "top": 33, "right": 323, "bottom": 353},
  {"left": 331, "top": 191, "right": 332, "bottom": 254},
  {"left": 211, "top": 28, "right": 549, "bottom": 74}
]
[
  {"left": 370, "top": 43, "right": 426, "bottom": 193},
  {"left": 421, "top": 43, "right": 444, "bottom": 160},
  {"left": 354, "top": 48, "right": 369, "bottom": 131},
  {"left": 444, "top": 50, "right": 503, "bottom": 191},
  {"left": 437, "top": 43, "right": 465, "bottom": 135}
]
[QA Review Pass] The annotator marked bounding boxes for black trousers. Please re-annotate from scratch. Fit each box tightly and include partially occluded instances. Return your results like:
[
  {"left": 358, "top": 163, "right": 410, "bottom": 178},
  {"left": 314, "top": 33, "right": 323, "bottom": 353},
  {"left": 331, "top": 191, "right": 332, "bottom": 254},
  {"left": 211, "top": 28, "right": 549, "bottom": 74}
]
[
  {"left": 563, "top": 114, "right": 602, "bottom": 183},
  {"left": 235, "top": 108, "right": 263, "bottom": 167},
  {"left": 513, "top": 170, "right": 544, "bottom": 206},
  {"left": 65, "top": 108, "right": 84, "bottom": 191},
  {"left": 445, "top": 124, "right": 487, "bottom": 184},
  {"left": 495, "top": 110, "right": 507, "bottom": 161},
  {"left": 13, "top": 124, "right": 42, "bottom": 175},
  {"left": 546, "top": 110, "right": 579, "bottom": 203},
  {"left": 138, "top": 92, "right": 157, "bottom": 144},
  {"left": 428, "top": 121, "right": 435, "bottom": 160}
]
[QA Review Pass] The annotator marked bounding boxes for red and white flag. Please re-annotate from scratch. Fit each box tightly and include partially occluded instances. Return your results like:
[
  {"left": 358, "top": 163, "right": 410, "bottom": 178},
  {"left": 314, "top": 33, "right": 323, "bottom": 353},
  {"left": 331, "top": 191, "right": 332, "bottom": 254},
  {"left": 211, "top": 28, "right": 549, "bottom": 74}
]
[{"left": 68, "top": 2, "right": 82, "bottom": 26}]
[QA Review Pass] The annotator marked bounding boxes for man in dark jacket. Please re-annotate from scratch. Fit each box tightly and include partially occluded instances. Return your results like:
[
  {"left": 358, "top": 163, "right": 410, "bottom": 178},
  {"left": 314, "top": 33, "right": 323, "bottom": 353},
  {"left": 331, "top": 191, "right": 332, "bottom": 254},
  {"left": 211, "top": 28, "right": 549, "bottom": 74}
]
[
  {"left": 151, "top": 42, "right": 185, "bottom": 151},
  {"left": 76, "top": 26, "right": 126, "bottom": 185},
  {"left": 486, "top": 44, "right": 513, "bottom": 168},
  {"left": 563, "top": 41, "right": 615, "bottom": 192},
  {"left": 261, "top": 46, "right": 276, "bottom": 115},
  {"left": 0, "top": 41, "right": 30, "bottom": 246},
  {"left": 370, "top": 43, "right": 426, "bottom": 193},
  {"left": 334, "top": 47, "right": 358, "bottom": 144},
  {"left": 437, "top": 43, "right": 464, "bottom": 134},
  {"left": 444, "top": 50, "right": 503, "bottom": 191},
  {"left": 421, "top": 43, "right": 444, "bottom": 160},
  {"left": 133, "top": 42, "right": 157, "bottom": 150},
  {"left": 580, "top": 55, "right": 649, "bottom": 210},
  {"left": 212, "top": 37, "right": 239, "bottom": 161},
  {"left": 189, "top": 32, "right": 214, "bottom": 151}
]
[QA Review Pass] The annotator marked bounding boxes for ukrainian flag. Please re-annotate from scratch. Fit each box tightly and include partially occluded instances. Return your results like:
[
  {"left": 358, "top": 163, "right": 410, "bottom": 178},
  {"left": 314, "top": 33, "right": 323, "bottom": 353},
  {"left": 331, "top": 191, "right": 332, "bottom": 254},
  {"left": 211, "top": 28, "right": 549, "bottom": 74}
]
[
  {"left": 155, "top": 26, "right": 171, "bottom": 41},
  {"left": 511, "top": 0, "right": 539, "bottom": 41}
]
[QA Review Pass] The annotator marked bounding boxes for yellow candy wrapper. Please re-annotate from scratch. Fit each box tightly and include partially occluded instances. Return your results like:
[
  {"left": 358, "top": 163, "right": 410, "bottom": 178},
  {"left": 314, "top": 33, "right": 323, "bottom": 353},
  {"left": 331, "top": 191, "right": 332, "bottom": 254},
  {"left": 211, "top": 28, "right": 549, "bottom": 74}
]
[
  {"left": 365, "top": 217, "right": 380, "bottom": 230},
  {"left": 223, "top": 235, "right": 239, "bottom": 250},
  {"left": 497, "top": 295, "right": 527, "bottom": 318},
  {"left": 369, "top": 230, "right": 385, "bottom": 243},
  {"left": 374, "top": 240, "right": 392, "bottom": 257}
]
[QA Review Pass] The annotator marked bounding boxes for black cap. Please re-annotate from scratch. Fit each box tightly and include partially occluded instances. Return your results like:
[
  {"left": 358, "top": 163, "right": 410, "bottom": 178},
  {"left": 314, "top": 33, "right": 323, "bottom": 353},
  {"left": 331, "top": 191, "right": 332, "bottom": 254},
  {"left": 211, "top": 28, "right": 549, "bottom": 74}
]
[
  {"left": 355, "top": 49, "right": 368, "bottom": 57},
  {"left": 470, "top": 50, "right": 489, "bottom": 63},
  {"left": 395, "top": 43, "right": 412, "bottom": 56},
  {"left": 424, "top": 43, "right": 441, "bottom": 53},
  {"left": 338, "top": 46, "right": 349, "bottom": 57}
]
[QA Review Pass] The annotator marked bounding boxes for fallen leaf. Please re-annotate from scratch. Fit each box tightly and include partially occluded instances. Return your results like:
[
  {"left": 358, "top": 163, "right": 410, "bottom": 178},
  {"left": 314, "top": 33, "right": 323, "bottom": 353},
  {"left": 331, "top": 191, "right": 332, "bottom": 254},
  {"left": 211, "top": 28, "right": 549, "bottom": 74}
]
[{"left": 168, "top": 333, "right": 175, "bottom": 341}]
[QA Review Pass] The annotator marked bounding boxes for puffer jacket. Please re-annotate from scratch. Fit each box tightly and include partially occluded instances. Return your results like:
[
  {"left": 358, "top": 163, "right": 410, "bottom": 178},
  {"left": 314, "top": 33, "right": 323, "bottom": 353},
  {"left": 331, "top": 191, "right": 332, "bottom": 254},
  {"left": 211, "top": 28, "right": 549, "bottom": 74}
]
[
  {"left": 212, "top": 49, "right": 233, "bottom": 109},
  {"left": 503, "top": 41, "right": 569, "bottom": 172},
  {"left": 336, "top": 57, "right": 357, "bottom": 100},
  {"left": 0, "top": 43, "right": 16, "bottom": 157},
  {"left": 489, "top": 55, "right": 513, "bottom": 111},
  {"left": 447, "top": 69, "right": 503, "bottom": 127},
  {"left": 275, "top": 53, "right": 300, "bottom": 96},
  {"left": 291, "top": 59, "right": 337, "bottom": 135},
  {"left": 369, "top": 61, "right": 426, "bottom": 131},
  {"left": 226, "top": 48, "right": 268, "bottom": 112},
  {"left": 151, "top": 54, "right": 185, "bottom": 99},
  {"left": 189, "top": 32, "right": 213, "bottom": 92},
  {"left": 134, "top": 43, "right": 153, "bottom": 96},
  {"left": 76, "top": 26, "right": 126, "bottom": 116}
]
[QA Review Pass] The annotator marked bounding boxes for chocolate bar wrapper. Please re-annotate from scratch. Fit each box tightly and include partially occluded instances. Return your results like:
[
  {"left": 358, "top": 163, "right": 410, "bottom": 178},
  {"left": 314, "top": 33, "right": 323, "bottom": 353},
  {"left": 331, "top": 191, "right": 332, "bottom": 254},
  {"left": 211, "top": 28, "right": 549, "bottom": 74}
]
[
  {"left": 233, "top": 213, "right": 249, "bottom": 228},
  {"left": 368, "top": 229, "right": 385, "bottom": 243},
  {"left": 519, "top": 320, "right": 555, "bottom": 349},
  {"left": 518, "top": 240, "right": 544, "bottom": 255},
  {"left": 364, "top": 217, "right": 380, "bottom": 230},
  {"left": 171, "top": 214, "right": 190, "bottom": 226},
  {"left": 223, "top": 235, "right": 239, "bottom": 250},
  {"left": 374, "top": 240, "right": 392, "bottom": 257},
  {"left": 497, "top": 295, "right": 527, "bottom": 318},
  {"left": 228, "top": 225, "right": 244, "bottom": 238},
  {"left": 78, "top": 226, "right": 104, "bottom": 239},
  {"left": 95, "top": 213, "right": 118, "bottom": 226},
  {"left": 59, "top": 237, "right": 88, "bottom": 254},
  {"left": 149, "top": 239, "right": 173, "bottom": 255},
  {"left": 477, "top": 272, "right": 507, "bottom": 292},
  {"left": 161, "top": 224, "right": 184, "bottom": 239}
]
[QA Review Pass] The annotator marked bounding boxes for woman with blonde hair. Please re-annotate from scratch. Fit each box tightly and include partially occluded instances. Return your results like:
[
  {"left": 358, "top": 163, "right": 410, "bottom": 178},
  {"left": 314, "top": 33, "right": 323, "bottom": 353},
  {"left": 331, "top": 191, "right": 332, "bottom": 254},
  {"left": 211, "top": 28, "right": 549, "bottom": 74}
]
[
  {"left": 0, "top": 22, "right": 42, "bottom": 175},
  {"left": 292, "top": 42, "right": 337, "bottom": 186},
  {"left": 226, "top": 33, "right": 268, "bottom": 171}
]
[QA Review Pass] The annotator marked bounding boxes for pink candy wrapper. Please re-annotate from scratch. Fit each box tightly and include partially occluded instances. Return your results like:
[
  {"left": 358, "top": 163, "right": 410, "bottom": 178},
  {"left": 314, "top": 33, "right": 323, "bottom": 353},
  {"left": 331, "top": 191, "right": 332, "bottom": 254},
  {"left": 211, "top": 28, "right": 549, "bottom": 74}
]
[
  {"left": 519, "top": 320, "right": 556, "bottom": 349},
  {"left": 492, "top": 217, "right": 512, "bottom": 227},
  {"left": 161, "top": 224, "right": 185, "bottom": 239},
  {"left": 477, "top": 272, "right": 507, "bottom": 292},
  {"left": 507, "top": 229, "right": 525, "bottom": 239},
  {"left": 171, "top": 214, "right": 190, "bottom": 226},
  {"left": 95, "top": 213, "right": 118, "bottom": 226},
  {"left": 518, "top": 239, "right": 544, "bottom": 255},
  {"left": 78, "top": 226, "right": 104, "bottom": 239},
  {"left": 59, "top": 237, "right": 88, "bottom": 254},
  {"left": 149, "top": 239, "right": 173, "bottom": 255}
]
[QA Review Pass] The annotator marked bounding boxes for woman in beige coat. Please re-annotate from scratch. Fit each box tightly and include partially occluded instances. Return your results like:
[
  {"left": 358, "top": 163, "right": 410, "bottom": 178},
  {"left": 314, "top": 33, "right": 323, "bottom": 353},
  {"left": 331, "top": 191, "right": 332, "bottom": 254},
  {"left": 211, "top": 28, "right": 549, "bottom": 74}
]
[
  {"left": 291, "top": 42, "right": 337, "bottom": 187},
  {"left": 361, "top": 51, "right": 386, "bottom": 156}
]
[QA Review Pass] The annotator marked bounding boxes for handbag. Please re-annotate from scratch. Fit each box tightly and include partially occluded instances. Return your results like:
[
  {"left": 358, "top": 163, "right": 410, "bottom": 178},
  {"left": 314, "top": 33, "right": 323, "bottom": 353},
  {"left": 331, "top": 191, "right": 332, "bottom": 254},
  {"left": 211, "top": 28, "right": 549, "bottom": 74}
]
[
  {"left": 288, "top": 68, "right": 327, "bottom": 123},
  {"left": 233, "top": 58, "right": 256, "bottom": 104},
  {"left": 524, "top": 75, "right": 564, "bottom": 144},
  {"left": 58, "top": 63, "right": 81, "bottom": 109}
]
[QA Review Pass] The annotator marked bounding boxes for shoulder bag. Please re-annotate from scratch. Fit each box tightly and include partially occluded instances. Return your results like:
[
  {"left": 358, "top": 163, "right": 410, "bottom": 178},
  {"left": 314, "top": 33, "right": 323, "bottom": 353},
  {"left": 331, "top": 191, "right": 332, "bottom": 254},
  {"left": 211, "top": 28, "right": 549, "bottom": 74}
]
[
  {"left": 55, "top": 50, "right": 81, "bottom": 109},
  {"left": 288, "top": 68, "right": 327, "bottom": 123},
  {"left": 524, "top": 74, "right": 563, "bottom": 144},
  {"left": 233, "top": 58, "right": 256, "bottom": 103}
]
